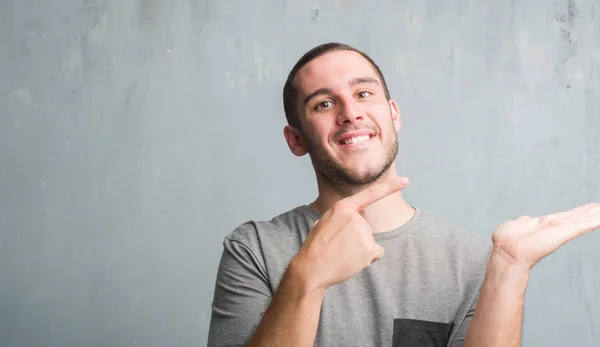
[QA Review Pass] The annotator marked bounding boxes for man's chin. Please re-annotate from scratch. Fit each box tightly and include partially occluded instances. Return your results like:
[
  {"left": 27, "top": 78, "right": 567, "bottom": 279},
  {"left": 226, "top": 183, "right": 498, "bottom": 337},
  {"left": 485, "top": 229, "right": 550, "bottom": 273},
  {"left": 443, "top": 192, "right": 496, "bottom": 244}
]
[{"left": 335, "top": 169, "right": 387, "bottom": 186}]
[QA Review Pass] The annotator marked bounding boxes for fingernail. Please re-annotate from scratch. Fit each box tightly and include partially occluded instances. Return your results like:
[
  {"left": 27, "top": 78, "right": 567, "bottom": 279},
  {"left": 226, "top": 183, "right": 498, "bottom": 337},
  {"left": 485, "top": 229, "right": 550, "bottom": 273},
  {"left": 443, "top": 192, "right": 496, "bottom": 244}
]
[{"left": 398, "top": 177, "right": 409, "bottom": 184}]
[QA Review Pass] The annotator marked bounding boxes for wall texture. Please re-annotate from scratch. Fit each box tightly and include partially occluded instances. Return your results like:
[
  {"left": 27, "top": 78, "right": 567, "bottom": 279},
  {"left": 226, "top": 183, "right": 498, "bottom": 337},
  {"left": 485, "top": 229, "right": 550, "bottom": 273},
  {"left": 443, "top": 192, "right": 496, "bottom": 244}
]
[{"left": 1, "top": 0, "right": 599, "bottom": 346}]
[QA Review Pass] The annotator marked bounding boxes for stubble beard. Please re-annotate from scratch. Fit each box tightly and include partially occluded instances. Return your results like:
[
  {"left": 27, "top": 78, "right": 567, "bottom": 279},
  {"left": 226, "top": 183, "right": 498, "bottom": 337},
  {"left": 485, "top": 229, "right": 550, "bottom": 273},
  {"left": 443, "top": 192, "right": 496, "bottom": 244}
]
[{"left": 301, "top": 121, "right": 399, "bottom": 194}]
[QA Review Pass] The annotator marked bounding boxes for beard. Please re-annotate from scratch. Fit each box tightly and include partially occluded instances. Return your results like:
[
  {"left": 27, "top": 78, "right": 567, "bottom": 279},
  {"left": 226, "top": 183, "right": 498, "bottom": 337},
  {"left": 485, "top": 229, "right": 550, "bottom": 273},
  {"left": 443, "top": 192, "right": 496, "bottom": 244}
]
[{"left": 300, "top": 115, "right": 398, "bottom": 189}]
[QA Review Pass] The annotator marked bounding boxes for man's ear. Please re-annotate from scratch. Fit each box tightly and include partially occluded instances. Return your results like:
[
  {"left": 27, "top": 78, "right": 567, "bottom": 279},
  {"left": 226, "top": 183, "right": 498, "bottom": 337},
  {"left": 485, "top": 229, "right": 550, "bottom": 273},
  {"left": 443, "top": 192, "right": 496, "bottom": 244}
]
[
  {"left": 283, "top": 125, "right": 308, "bottom": 156},
  {"left": 389, "top": 99, "right": 401, "bottom": 132}
]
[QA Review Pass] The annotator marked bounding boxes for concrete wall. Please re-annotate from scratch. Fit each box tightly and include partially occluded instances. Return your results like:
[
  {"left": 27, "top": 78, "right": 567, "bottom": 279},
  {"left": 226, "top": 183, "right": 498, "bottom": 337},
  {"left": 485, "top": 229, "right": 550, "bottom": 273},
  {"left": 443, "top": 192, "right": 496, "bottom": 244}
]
[{"left": 1, "top": 0, "right": 599, "bottom": 346}]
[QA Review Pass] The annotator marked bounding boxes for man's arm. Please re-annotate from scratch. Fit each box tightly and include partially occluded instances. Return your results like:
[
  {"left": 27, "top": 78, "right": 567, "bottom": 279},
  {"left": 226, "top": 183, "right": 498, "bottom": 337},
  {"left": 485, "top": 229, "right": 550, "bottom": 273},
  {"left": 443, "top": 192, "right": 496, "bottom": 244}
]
[
  {"left": 207, "top": 235, "right": 325, "bottom": 347},
  {"left": 463, "top": 203, "right": 600, "bottom": 347},
  {"left": 245, "top": 258, "right": 325, "bottom": 347},
  {"left": 463, "top": 248, "right": 529, "bottom": 346}
]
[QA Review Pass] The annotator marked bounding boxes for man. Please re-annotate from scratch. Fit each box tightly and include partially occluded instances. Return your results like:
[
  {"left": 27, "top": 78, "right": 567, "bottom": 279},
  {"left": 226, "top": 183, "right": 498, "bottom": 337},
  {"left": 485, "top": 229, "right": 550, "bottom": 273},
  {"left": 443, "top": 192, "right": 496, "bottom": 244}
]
[{"left": 207, "top": 42, "right": 599, "bottom": 347}]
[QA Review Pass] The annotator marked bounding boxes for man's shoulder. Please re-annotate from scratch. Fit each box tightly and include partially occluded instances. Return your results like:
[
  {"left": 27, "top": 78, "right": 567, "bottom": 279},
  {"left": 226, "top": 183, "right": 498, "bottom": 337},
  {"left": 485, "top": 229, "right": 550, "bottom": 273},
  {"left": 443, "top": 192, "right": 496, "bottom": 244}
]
[
  {"left": 220, "top": 205, "right": 317, "bottom": 281},
  {"left": 224, "top": 204, "right": 317, "bottom": 245}
]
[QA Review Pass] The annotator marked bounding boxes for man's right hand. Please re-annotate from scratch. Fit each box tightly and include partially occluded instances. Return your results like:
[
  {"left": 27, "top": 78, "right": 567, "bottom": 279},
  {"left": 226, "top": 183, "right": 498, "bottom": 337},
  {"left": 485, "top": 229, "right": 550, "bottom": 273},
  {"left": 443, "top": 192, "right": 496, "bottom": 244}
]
[{"left": 291, "top": 177, "right": 410, "bottom": 292}]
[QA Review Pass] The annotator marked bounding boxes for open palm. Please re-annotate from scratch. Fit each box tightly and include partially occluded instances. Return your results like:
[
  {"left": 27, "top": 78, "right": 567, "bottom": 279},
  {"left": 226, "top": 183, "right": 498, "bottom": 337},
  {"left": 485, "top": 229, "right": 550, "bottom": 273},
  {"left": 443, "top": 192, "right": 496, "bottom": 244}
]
[{"left": 492, "top": 203, "right": 600, "bottom": 270}]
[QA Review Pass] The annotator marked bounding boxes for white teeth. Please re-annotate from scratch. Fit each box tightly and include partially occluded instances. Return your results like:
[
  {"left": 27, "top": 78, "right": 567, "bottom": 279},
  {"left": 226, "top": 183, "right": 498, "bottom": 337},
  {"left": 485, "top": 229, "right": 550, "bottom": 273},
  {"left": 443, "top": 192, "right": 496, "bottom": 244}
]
[{"left": 342, "top": 135, "right": 371, "bottom": 145}]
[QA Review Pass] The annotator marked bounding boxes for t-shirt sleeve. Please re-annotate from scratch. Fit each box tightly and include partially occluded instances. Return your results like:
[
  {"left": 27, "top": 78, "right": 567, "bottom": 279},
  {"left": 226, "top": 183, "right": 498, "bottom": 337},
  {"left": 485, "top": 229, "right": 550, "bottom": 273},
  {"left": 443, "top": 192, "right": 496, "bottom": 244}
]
[
  {"left": 448, "top": 290, "right": 479, "bottom": 347},
  {"left": 206, "top": 237, "right": 273, "bottom": 347}
]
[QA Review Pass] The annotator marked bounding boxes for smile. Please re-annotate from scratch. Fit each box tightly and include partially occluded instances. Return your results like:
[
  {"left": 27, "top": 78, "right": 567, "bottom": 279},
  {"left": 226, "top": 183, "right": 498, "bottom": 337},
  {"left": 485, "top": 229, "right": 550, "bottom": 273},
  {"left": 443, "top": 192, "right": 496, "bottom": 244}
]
[{"left": 339, "top": 134, "right": 374, "bottom": 145}]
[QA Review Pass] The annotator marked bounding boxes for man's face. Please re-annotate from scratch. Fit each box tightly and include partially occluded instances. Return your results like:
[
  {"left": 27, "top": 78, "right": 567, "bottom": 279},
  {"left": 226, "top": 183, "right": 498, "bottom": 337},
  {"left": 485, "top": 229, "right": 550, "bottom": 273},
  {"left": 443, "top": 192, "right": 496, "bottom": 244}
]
[{"left": 292, "top": 50, "right": 401, "bottom": 187}]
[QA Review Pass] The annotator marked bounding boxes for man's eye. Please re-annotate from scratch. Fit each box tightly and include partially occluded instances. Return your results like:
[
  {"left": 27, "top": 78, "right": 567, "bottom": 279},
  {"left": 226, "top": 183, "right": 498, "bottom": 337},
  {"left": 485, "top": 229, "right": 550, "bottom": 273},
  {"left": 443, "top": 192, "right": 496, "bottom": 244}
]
[
  {"left": 315, "top": 100, "right": 334, "bottom": 110},
  {"left": 358, "top": 91, "right": 372, "bottom": 99}
]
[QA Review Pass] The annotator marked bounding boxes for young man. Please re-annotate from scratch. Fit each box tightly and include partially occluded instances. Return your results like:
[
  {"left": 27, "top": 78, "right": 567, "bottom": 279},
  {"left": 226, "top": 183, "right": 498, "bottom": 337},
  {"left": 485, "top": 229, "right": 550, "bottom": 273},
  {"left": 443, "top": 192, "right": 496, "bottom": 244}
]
[{"left": 207, "top": 42, "right": 600, "bottom": 347}]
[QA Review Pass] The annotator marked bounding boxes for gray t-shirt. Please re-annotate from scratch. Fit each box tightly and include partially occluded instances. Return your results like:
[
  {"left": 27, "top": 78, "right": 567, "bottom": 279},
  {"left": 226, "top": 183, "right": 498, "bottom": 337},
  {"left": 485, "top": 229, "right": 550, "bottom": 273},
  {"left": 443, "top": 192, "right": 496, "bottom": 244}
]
[{"left": 207, "top": 205, "right": 493, "bottom": 347}]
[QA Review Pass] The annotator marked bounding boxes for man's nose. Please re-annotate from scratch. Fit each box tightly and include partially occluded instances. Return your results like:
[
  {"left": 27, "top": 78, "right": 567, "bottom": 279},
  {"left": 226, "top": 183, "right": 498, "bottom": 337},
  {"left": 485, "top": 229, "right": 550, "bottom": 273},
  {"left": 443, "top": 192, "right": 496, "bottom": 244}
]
[{"left": 336, "top": 100, "right": 363, "bottom": 125}]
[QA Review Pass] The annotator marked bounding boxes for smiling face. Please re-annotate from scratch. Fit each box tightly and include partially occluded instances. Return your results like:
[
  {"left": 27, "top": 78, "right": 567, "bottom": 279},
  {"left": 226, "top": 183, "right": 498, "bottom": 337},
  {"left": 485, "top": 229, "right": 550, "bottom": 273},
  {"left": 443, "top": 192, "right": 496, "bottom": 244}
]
[{"left": 284, "top": 49, "right": 401, "bottom": 189}]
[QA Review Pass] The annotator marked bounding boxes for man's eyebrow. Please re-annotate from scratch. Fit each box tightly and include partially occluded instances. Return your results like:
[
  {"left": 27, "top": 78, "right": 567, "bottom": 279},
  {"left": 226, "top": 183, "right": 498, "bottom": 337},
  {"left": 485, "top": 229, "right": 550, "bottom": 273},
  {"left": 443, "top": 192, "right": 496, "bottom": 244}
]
[
  {"left": 349, "top": 77, "right": 380, "bottom": 86},
  {"left": 303, "top": 88, "right": 332, "bottom": 106}
]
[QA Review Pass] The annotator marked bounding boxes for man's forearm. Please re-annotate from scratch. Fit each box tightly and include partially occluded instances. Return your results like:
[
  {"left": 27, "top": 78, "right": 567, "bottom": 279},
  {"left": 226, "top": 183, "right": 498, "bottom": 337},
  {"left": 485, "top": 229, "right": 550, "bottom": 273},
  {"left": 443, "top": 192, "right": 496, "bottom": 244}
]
[
  {"left": 463, "top": 248, "right": 530, "bottom": 347},
  {"left": 246, "top": 258, "right": 325, "bottom": 347}
]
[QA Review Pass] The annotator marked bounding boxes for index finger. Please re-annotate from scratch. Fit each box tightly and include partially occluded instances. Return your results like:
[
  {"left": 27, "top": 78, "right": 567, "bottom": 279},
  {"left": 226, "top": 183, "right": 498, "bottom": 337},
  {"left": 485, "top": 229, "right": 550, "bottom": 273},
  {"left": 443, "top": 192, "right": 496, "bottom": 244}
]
[{"left": 344, "top": 177, "right": 409, "bottom": 212}]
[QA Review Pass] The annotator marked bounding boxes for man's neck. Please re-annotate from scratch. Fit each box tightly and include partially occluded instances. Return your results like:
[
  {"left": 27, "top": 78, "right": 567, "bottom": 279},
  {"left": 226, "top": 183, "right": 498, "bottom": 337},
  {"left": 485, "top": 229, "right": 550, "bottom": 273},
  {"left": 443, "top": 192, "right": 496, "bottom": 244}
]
[{"left": 310, "top": 173, "right": 415, "bottom": 233}]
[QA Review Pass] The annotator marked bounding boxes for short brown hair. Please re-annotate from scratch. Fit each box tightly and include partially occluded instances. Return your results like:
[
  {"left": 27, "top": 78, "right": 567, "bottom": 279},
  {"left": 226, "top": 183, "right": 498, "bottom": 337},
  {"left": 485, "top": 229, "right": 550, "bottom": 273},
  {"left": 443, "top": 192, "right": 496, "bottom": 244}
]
[{"left": 282, "top": 42, "right": 391, "bottom": 130}]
